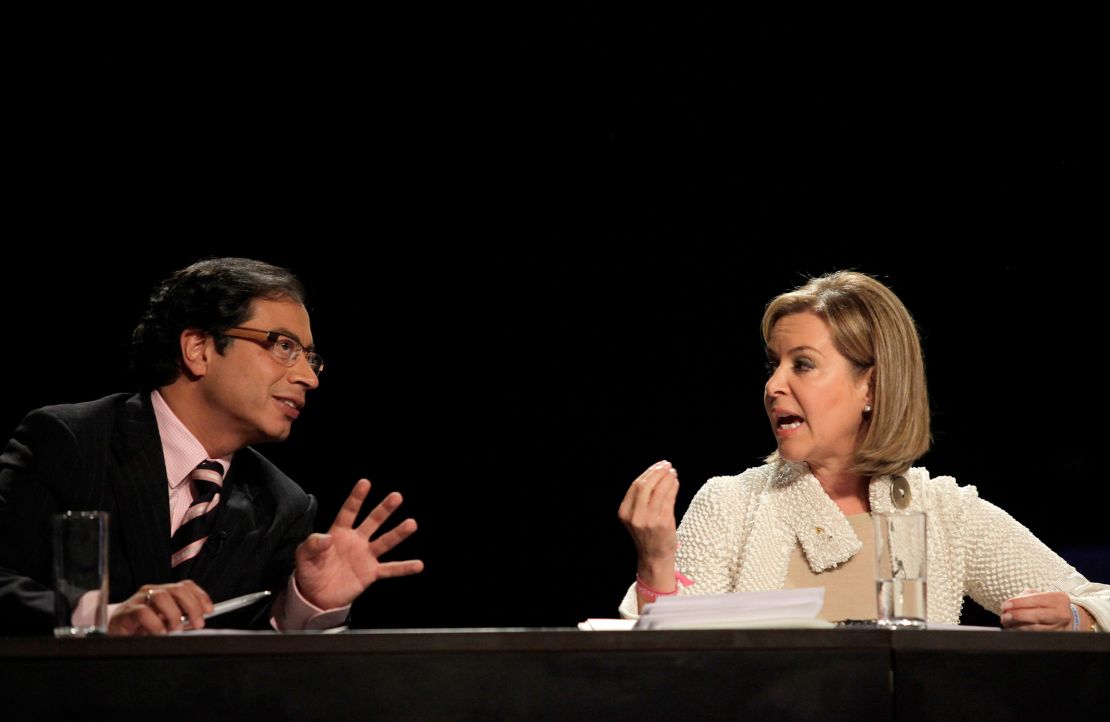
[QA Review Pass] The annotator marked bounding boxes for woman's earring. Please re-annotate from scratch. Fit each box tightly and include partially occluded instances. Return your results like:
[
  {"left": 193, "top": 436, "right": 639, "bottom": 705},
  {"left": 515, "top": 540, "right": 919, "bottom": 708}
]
[{"left": 864, "top": 404, "right": 872, "bottom": 414}]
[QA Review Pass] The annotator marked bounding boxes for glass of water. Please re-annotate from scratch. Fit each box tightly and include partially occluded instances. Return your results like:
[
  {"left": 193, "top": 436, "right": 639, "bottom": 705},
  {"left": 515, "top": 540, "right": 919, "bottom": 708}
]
[
  {"left": 53, "top": 511, "right": 109, "bottom": 637},
  {"left": 873, "top": 510, "right": 927, "bottom": 629}
]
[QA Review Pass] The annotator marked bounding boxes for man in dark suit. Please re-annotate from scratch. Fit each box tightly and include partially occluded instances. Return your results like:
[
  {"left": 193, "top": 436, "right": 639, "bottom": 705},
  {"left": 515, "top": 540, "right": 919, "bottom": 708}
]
[{"left": 0, "top": 257, "right": 423, "bottom": 635}]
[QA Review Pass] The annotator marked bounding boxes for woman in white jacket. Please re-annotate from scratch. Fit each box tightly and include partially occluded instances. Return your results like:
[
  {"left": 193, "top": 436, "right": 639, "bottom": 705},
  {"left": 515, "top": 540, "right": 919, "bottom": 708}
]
[{"left": 618, "top": 270, "right": 1107, "bottom": 631}]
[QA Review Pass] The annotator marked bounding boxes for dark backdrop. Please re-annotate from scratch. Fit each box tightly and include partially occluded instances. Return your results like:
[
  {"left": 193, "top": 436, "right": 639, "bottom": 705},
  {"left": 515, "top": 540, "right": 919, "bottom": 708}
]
[{"left": 5, "top": 13, "right": 1104, "bottom": 628}]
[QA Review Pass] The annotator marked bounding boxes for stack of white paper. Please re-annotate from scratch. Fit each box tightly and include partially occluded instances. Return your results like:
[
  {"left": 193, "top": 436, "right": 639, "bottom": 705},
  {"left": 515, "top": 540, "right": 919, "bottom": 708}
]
[
  {"left": 578, "top": 619, "right": 637, "bottom": 631},
  {"left": 633, "top": 587, "right": 832, "bottom": 630}
]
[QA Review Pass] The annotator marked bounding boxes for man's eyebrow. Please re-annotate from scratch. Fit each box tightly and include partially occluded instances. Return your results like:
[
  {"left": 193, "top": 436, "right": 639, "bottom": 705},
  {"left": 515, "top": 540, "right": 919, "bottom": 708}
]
[{"left": 271, "top": 327, "right": 313, "bottom": 350}]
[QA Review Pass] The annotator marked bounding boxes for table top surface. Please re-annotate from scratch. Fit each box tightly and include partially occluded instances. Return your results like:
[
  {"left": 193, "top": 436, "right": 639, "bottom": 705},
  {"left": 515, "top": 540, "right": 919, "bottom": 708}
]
[{"left": 3, "top": 626, "right": 1108, "bottom": 658}]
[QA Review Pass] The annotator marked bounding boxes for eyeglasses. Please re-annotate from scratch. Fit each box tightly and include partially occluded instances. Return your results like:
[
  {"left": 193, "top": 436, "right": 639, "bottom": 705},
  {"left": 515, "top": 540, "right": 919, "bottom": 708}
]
[{"left": 220, "top": 326, "right": 324, "bottom": 376}]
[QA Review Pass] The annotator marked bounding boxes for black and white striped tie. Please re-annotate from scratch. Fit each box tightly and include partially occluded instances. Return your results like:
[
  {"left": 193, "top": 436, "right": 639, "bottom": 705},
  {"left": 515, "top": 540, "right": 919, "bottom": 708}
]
[{"left": 170, "top": 460, "right": 225, "bottom": 579}]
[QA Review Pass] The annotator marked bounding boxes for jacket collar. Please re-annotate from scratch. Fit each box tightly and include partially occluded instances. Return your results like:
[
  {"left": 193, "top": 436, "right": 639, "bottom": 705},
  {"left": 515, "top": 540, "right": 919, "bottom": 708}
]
[
  {"left": 110, "top": 393, "right": 174, "bottom": 585},
  {"left": 769, "top": 460, "right": 913, "bottom": 573}
]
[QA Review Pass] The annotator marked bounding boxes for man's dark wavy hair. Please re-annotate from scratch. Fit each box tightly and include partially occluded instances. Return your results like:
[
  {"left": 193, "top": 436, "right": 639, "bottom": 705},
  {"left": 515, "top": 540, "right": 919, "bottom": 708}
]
[{"left": 130, "top": 257, "right": 306, "bottom": 391}]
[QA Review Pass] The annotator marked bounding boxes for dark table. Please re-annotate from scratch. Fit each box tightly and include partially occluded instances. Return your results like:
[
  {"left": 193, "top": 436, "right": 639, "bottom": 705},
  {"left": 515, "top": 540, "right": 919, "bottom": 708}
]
[{"left": 2, "top": 628, "right": 1107, "bottom": 720}]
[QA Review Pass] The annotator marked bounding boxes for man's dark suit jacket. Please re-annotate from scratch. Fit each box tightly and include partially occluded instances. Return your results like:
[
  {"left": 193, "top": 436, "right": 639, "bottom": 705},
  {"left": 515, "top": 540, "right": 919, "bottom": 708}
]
[{"left": 0, "top": 392, "right": 317, "bottom": 635}]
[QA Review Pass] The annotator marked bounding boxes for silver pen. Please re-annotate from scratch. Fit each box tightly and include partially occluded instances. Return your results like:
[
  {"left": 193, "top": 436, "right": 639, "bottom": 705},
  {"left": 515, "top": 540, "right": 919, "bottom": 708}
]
[{"left": 180, "top": 590, "right": 272, "bottom": 627}]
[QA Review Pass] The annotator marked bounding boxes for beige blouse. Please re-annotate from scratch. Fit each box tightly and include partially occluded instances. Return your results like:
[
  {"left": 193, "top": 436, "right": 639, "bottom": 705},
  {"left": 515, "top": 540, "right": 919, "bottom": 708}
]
[{"left": 784, "top": 513, "right": 876, "bottom": 621}]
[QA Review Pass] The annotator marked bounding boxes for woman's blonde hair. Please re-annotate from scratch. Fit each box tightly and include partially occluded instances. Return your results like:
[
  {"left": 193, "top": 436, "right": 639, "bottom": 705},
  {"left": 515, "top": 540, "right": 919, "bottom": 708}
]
[{"left": 761, "top": 271, "right": 930, "bottom": 477}]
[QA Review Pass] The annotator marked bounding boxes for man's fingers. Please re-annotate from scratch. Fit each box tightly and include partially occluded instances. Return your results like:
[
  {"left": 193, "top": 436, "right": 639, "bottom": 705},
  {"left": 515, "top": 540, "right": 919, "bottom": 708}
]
[
  {"left": 122, "top": 604, "right": 168, "bottom": 635},
  {"left": 332, "top": 479, "right": 372, "bottom": 530},
  {"left": 145, "top": 589, "right": 185, "bottom": 630},
  {"left": 173, "top": 581, "right": 214, "bottom": 624},
  {"left": 374, "top": 559, "right": 425, "bottom": 579},
  {"left": 368, "top": 518, "right": 418, "bottom": 558},
  {"left": 330, "top": 480, "right": 407, "bottom": 539},
  {"left": 356, "top": 491, "right": 404, "bottom": 537},
  {"left": 134, "top": 605, "right": 169, "bottom": 635},
  {"left": 144, "top": 582, "right": 215, "bottom": 630},
  {"left": 299, "top": 532, "right": 334, "bottom": 558}
]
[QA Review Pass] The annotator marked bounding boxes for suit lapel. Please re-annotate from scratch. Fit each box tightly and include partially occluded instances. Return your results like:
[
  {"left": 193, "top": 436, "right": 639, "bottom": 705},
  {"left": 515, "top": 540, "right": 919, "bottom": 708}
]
[{"left": 110, "top": 394, "right": 173, "bottom": 585}]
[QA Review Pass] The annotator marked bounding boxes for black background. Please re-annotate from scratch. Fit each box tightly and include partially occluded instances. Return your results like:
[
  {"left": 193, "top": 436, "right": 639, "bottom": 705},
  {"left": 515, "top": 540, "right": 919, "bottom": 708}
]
[{"left": 5, "top": 12, "right": 1105, "bottom": 628}]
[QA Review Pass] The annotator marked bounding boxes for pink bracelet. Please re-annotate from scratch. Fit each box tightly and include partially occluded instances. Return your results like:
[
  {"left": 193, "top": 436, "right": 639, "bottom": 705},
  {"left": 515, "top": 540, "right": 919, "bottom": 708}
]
[{"left": 636, "top": 571, "right": 694, "bottom": 601}]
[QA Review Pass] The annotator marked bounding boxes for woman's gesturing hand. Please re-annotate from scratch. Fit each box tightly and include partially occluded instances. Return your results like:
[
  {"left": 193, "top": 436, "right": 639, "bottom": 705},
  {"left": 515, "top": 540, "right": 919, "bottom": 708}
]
[{"left": 618, "top": 460, "right": 680, "bottom": 571}]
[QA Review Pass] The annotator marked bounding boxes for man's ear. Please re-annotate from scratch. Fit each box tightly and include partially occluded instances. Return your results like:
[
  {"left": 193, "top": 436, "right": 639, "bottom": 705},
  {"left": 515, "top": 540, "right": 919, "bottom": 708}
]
[{"left": 179, "top": 328, "right": 212, "bottom": 379}]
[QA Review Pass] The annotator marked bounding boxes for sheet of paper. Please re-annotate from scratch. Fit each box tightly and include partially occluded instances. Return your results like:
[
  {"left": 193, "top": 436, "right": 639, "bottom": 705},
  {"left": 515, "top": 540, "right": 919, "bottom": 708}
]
[
  {"left": 578, "top": 619, "right": 637, "bottom": 631},
  {"left": 633, "top": 587, "right": 827, "bottom": 630}
]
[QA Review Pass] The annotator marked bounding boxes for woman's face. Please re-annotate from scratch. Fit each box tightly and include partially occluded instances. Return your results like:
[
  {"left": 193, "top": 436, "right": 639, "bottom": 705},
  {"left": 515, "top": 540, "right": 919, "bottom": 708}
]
[{"left": 764, "top": 312, "right": 872, "bottom": 474}]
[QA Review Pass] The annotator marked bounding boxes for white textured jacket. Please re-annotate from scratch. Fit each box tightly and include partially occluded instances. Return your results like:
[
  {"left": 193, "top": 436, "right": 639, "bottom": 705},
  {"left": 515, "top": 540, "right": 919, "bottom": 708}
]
[{"left": 620, "top": 461, "right": 1110, "bottom": 629}]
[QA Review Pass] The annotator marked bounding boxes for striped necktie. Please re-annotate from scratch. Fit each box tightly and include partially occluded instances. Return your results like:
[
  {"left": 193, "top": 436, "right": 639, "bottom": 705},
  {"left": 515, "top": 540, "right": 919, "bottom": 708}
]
[{"left": 170, "top": 460, "right": 225, "bottom": 579}]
